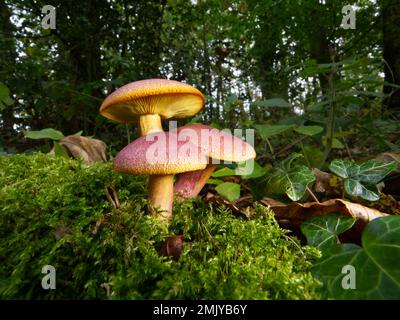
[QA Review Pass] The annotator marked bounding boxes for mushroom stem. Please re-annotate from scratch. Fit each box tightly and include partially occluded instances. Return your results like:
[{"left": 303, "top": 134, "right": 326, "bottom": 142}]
[
  {"left": 139, "top": 114, "right": 163, "bottom": 136},
  {"left": 174, "top": 164, "right": 217, "bottom": 199},
  {"left": 148, "top": 174, "right": 174, "bottom": 220}
]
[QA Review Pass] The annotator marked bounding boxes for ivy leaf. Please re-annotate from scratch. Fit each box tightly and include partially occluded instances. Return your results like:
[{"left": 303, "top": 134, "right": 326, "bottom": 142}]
[
  {"left": 25, "top": 128, "right": 65, "bottom": 141},
  {"left": 268, "top": 164, "right": 315, "bottom": 201},
  {"left": 285, "top": 166, "right": 315, "bottom": 201},
  {"left": 329, "top": 159, "right": 356, "bottom": 179},
  {"left": 344, "top": 179, "right": 380, "bottom": 201},
  {"left": 253, "top": 98, "right": 290, "bottom": 108},
  {"left": 215, "top": 182, "right": 241, "bottom": 201},
  {"left": 312, "top": 216, "right": 400, "bottom": 299},
  {"left": 330, "top": 159, "right": 396, "bottom": 201},
  {"left": 301, "top": 213, "right": 356, "bottom": 254},
  {"left": 357, "top": 160, "right": 397, "bottom": 184},
  {"left": 294, "top": 125, "right": 324, "bottom": 136},
  {"left": 255, "top": 124, "right": 294, "bottom": 139}
]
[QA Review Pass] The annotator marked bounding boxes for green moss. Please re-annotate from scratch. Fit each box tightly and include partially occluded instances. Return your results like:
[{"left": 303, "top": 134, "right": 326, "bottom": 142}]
[{"left": 0, "top": 153, "right": 322, "bottom": 299}]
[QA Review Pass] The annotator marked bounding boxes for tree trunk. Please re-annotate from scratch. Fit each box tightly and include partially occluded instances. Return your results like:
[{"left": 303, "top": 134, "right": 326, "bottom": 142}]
[
  {"left": 382, "top": 0, "right": 400, "bottom": 110},
  {"left": 0, "top": 0, "right": 17, "bottom": 148}
]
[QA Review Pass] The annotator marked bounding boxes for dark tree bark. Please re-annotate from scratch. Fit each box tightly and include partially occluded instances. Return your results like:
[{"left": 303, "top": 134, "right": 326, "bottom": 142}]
[
  {"left": 0, "top": 0, "right": 17, "bottom": 148},
  {"left": 382, "top": 0, "right": 400, "bottom": 110}
]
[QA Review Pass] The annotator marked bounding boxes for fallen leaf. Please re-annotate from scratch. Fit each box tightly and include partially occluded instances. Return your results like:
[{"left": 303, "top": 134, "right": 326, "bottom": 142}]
[
  {"left": 160, "top": 235, "right": 184, "bottom": 261},
  {"left": 261, "top": 198, "right": 387, "bottom": 222},
  {"left": 374, "top": 152, "right": 400, "bottom": 172},
  {"left": 203, "top": 192, "right": 253, "bottom": 218},
  {"left": 313, "top": 168, "right": 343, "bottom": 197},
  {"left": 260, "top": 198, "right": 388, "bottom": 242},
  {"left": 51, "top": 135, "right": 107, "bottom": 164}
]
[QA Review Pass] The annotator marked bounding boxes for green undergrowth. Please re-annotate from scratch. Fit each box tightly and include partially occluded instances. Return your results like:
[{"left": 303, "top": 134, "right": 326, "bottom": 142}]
[{"left": 0, "top": 153, "right": 322, "bottom": 299}]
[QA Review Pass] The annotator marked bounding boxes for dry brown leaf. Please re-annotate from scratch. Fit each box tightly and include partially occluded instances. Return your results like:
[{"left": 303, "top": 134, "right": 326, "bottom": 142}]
[
  {"left": 374, "top": 152, "right": 400, "bottom": 172},
  {"left": 313, "top": 168, "right": 343, "bottom": 197},
  {"left": 203, "top": 192, "right": 253, "bottom": 218},
  {"left": 261, "top": 198, "right": 387, "bottom": 222},
  {"left": 260, "top": 198, "right": 389, "bottom": 242},
  {"left": 56, "top": 135, "right": 107, "bottom": 164}
]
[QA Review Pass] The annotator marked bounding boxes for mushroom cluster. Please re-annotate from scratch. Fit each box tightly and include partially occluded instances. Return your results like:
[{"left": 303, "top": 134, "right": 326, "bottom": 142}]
[{"left": 100, "top": 79, "right": 256, "bottom": 222}]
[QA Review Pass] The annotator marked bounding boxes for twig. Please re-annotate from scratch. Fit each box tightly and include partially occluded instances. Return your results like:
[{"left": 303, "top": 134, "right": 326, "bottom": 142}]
[{"left": 307, "top": 186, "right": 320, "bottom": 203}]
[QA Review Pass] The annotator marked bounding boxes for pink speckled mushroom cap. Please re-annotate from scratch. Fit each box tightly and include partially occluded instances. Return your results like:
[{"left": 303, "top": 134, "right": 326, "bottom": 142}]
[
  {"left": 174, "top": 124, "right": 256, "bottom": 162},
  {"left": 100, "top": 79, "right": 205, "bottom": 124},
  {"left": 113, "top": 131, "right": 208, "bottom": 175}
]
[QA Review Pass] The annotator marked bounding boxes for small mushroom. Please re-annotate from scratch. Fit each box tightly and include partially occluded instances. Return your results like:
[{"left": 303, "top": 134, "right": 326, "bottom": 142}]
[
  {"left": 173, "top": 124, "right": 256, "bottom": 199},
  {"left": 99, "top": 79, "right": 205, "bottom": 136},
  {"left": 113, "top": 131, "right": 207, "bottom": 221}
]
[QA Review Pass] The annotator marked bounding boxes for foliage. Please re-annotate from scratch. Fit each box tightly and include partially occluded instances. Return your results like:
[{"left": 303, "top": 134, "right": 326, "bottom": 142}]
[
  {"left": 1, "top": 0, "right": 399, "bottom": 161},
  {"left": 214, "top": 182, "right": 241, "bottom": 202},
  {"left": 301, "top": 213, "right": 356, "bottom": 255},
  {"left": 329, "top": 159, "right": 397, "bottom": 200},
  {"left": 0, "top": 154, "right": 322, "bottom": 299},
  {"left": 266, "top": 154, "right": 315, "bottom": 201},
  {"left": 0, "top": 82, "right": 14, "bottom": 111},
  {"left": 304, "top": 215, "right": 400, "bottom": 299},
  {"left": 24, "top": 128, "right": 65, "bottom": 141}
]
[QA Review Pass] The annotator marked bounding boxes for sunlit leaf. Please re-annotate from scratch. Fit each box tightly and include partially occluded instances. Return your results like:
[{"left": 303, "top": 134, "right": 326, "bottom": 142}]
[
  {"left": 295, "top": 125, "right": 324, "bottom": 136},
  {"left": 301, "top": 213, "right": 356, "bottom": 254},
  {"left": 253, "top": 98, "right": 290, "bottom": 108},
  {"left": 25, "top": 128, "right": 65, "bottom": 141},
  {"left": 311, "top": 216, "right": 400, "bottom": 299},
  {"left": 215, "top": 182, "right": 241, "bottom": 201},
  {"left": 255, "top": 124, "right": 294, "bottom": 139}
]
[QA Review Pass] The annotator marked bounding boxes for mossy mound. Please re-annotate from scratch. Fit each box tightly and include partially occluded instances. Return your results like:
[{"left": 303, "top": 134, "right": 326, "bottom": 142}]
[{"left": 0, "top": 154, "right": 322, "bottom": 299}]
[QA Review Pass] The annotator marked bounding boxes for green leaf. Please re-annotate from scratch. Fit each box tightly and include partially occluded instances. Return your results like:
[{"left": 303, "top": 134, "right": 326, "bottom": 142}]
[
  {"left": 294, "top": 125, "right": 323, "bottom": 136},
  {"left": 268, "top": 165, "right": 315, "bottom": 201},
  {"left": 25, "top": 128, "right": 65, "bottom": 141},
  {"left": 212, "top": 161, "right": 267, "bottom": 179},
  {"left": 330, "top": 159, "right": 395, "bottom": 201},
  {"left": 2, "top": 96, "right": 14, "bottom": 106},
  {"left": 206, "top": 178, "right": 224, "bottom": 185},
  {"left": 312, "top": 216, "right": 400, "bottom": 299},
  {"left": 357, "top": 160, "right": 397, "bottom": 184},
  {"left": 348, "top": 90, "right": 387, "bottom": 98},
  {"left": 212, "top": 167, "right": 237, "bottom": 178},
  {"left": 73, "top": 130, "right": 83, "bottom": 136},
  {"left": 240, "top": 160, "right": 268, "bottom": 179},
  {"left": 307, "top": 100, "right": 330, "bottom": 112},
  {"left": 344, "top": 179, "right": 380, "bottom": 201},
  {"left": 215, "top": 182, "right": 241, "bottom": 201},
  {"left": 253, "top": 98, "right": 290, "bottom": 108},
  {"left": 301, "top": 213, "right": 356, "bottom": 254},
  {"left": 322, "top": 137, "right": 344, "bottom": 149},
  {"left": 255, "top": 124, "right": 294, "bottom": 139},
  {"left": 53, "top": 142, "right": 69, "bottom": 158},
  {"left": 0, "top": 82, "right": 10, "bottom": 100},
  {"left": 329, "top": 159, "right": 354, "bottom": 178},
  {"left": 285, "top": 166, "right": 315, "bottom": 201}
]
